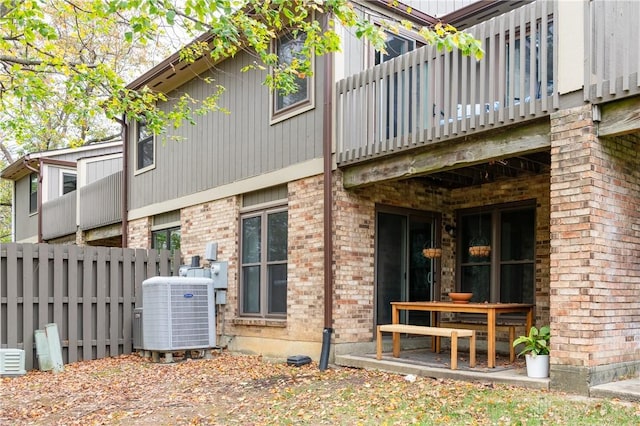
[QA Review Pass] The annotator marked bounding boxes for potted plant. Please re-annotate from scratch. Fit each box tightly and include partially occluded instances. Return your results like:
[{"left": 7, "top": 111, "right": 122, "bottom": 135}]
[{"left": 513, "top": 325, "right": 551, "bottom": 378}]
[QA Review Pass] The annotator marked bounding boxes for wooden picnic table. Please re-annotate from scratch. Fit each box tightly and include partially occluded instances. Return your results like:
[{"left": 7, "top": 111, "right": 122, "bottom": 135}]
[{"left": 390, "top": 301, "right": 534, "bottom": 368}]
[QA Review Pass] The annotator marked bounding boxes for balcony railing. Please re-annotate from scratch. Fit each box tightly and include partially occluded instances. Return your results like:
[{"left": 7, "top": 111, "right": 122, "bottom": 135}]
[
  {"left": 586, "top": 0, "right": 640, "bottom": 103},
  {"left": 42, "top": 191, "right": 77, "bottom": 240},
  {"left": 336, "top": 0, "right": 558, "bottom": 165},
  {"left": 78, "top": 170, "right": 122, "bottom": 231}
]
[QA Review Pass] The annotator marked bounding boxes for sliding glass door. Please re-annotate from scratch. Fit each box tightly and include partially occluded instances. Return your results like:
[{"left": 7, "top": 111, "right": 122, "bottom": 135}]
[{"left": 376, "top": 208, "right": 439, "bottom": 326}]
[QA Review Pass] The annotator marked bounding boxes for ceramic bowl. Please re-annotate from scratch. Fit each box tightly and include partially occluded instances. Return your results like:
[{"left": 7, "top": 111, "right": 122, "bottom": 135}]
[{"left": 448, "top": 292, "right": 473, "bottom": 304}]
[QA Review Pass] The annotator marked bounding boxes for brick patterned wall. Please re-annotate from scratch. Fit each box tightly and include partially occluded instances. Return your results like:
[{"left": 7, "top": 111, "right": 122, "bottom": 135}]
[
  {"left": 332, "top": 169, "right": 551, "bottom": 345},
  {"left": 180, "top": 197, "right": 239, "bottom": 269},
  {"left": 550, "top": 104, "right": 640, "bottom": 368},
  {"left": 180, "top": 197, "right": 241, "bottom": 330},
  {"left": 332, "top": 171, "right": 450, "bottom": 342},
  {"left": 178, "top": 176, "right": 326, "bottom": 345},
  {"left": 127, "top": 217, "right": 151, "bottom": 249},
  {"left": 286, "top": 175, "right": 326, "bottom": 340}
]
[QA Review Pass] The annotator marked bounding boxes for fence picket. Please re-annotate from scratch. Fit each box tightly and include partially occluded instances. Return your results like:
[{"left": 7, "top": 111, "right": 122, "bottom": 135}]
[
  {"left": 22, "top": 244, "right": 35, "bottom": 370},
  {"left": 1, "top": 243, "right": 177, "bottom": 370},
  {"left": 109, "top": 248, "right": 120, "bottom": 357},
  {"left": 68, "top": 245, "right": 79, "bottom": 363}
]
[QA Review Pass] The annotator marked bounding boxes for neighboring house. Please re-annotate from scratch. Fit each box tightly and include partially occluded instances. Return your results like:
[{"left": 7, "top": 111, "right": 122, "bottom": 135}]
[
  {"left": 122, "top": 0, "right": 636, "bottom": 395},
  {"left": 1, "top": 142, "right": 123, "bottom": 246}
]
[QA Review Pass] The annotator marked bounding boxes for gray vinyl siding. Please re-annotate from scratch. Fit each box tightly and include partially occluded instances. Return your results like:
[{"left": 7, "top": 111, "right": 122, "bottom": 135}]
[
  {"left": 14, "top": 176, "right": 38, "bottom": 241},
  {"left": 128, "top": 50, "right": 325, "bottom": 210},
  {"left": 45, "top": 145, "right": 121, "bottom": 164},
  {"left": 340, "top": 7, "right": 367, "bottom": 79},
  {"left": 86, "top": 157, "right": 122, "bottom": 184}
]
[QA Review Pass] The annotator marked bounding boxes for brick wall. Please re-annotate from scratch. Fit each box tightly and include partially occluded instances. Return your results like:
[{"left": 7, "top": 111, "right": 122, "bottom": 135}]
[
  {"left": 286, "top": 174, "right": 326, "bottom": 339},
  {"left": 332, "top": 169, "right": 551, "bottom": 345},
  {"left": 181, "top": 197, "right": 240, "bottom": 324},
  {"left": 550, "top": 105, "right": 640, "bottom": 371},
  {"left": 127, "top": 217, "right": 151, "bottom": 249},
  {"left": 176, "top": 176, "right": 326, "bottom": 347},
  {"left": 332, "top": 171, "right": 451, "bottom": 343}
]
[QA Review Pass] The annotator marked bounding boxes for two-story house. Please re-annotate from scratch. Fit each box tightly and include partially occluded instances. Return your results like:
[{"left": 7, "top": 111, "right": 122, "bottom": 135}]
[
  {"left": 1, "top": 142, "right": 123, "bottom": 246},
  {"left": 122, "top": 0, "right": 638, "bottom": 395}
]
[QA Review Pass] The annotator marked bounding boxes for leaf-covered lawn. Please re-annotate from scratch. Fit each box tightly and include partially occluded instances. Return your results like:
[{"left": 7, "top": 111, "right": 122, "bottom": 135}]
[{"left": 2, "top": 352, "right": 639, "bottom": 425}]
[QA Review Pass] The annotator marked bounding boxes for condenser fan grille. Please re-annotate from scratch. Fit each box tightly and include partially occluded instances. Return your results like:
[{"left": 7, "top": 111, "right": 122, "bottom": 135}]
[{"left": 171, "top": 285, "right": 211, "bottom": 347}]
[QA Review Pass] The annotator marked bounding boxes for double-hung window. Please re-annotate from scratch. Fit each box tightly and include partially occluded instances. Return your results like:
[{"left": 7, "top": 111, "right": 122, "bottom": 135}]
[
  {"left": 29, "top": 172, "right": 38, "bottom": 214},
  {"left": 135, "top": 120, "right": 155, "bottom": 172},
  {"left": 458, "top": 201, "right": 536, "bottom": 304},
  {"left": 271, "top": 31, "right": 313, "bottom": 123},
  {"left": 240, "top": 207, "right": 288, "bottom": 317}
]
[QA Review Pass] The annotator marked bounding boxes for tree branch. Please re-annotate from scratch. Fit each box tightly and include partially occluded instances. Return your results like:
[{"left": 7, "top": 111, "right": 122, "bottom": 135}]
[{"left": 0, "top": 54, "right": 97, "bottom": 68}]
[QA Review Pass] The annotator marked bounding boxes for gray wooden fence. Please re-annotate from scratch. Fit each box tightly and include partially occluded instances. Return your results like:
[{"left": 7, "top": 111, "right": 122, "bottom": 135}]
[{"left": 0, "top": 243, "right": 181, "bottom": 370}]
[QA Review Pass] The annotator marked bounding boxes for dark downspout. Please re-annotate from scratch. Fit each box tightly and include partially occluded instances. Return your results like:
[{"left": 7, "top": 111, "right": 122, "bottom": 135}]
[
  {"left": 37, "top": 159, "right": 43, "bottom": 243},
  {"left": 115, "top": 116, "right": 129, "bottom": 248},
  {"left": 319, "top": 15, "right": 334, "bottom": 371}
]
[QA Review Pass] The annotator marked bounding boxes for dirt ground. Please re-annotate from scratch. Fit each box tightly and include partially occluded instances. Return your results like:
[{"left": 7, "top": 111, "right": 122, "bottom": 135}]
[
  {"left": 1, "top": 352, "right": 373, "bottom": 425},
  {"left": 2, "top": 351, "right": 639, "bottom": 425}
]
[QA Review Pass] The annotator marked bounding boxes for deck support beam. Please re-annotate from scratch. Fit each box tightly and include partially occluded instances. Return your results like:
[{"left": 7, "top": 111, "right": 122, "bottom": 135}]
[{"left": 342, "top": 120, "right": 551, "bottom": 189}]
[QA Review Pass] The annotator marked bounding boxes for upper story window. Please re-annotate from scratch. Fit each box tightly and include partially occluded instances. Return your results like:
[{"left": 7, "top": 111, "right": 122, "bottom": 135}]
[
  {"left": 270, "top": 32, "right": 314, "bottom": 124},
  {"left": 29, "top": 172, "right": 38, "bottom": 214},
  {"left": 61, "top": 171, "right": 77, "bottom": 195},
  {"left": 457, "top": 201, "right": 536, "bottom": 305},
  {"left": 240, "top": 206, "right": 288, "bottom": 318},
  {"left": 135, "top": 120, "right": 155, "bottom": 173},
  {"left": 375, "top": 32, "right": 417, "bottom": 65}
]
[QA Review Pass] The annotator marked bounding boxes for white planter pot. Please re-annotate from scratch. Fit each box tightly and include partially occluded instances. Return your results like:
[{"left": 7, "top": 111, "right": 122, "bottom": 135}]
[{"left": 525, "top": 353, "right": 549, "bottom": 378}]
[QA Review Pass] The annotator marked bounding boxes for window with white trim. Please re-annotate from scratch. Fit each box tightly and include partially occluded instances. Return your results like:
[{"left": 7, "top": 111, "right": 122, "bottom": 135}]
[
  {"left": 240, "top": 206, "right": 288, "bottom": 317},
  {"left": 135, "top": 120, "right": 155, "bottom": 172},
  {"left": 61, "top": 171, "right": 77, "bottom": 195}
]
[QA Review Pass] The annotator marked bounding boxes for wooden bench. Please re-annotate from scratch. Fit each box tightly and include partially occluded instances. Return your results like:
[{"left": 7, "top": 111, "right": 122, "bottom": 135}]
[
  {"left": 438, "top": 322, "right": 518, "bottom": 362},
  {"left": 376, "top": 324, "right": 476, "bottom": 370}
]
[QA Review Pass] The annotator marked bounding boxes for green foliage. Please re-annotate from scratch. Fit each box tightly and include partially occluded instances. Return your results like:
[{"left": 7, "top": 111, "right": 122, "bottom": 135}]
[
  {"left": 1, "top": 0, "right": 485, "bottom": 150},
  {"left": 513, "top": 325, "right": 551, "bottom": 356}
]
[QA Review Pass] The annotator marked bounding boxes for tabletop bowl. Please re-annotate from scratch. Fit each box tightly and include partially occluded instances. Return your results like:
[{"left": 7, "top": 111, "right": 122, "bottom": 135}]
[{"left": 448, "top": 292, "right": 473, "bottom": 304}]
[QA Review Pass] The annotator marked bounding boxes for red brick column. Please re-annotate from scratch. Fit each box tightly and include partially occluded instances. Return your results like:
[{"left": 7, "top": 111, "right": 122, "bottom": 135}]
[{"left": 549, "top": 104, "right": 640, "bottom": 393}]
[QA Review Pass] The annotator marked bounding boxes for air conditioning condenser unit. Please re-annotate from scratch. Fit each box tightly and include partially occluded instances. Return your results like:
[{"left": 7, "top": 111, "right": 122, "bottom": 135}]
[{"left": 142, "top": 276, "right": 216, "bottom": 351}]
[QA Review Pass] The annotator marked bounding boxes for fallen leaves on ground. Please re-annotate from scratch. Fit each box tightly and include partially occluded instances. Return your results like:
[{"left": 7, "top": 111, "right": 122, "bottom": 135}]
[{"left": 2, "top": 352, "right": 639, "bottom": 425}]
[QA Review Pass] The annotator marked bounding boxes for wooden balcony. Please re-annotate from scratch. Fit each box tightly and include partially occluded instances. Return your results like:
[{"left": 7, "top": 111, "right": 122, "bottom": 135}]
[
  {"left": 41, "top": 171, "right": 123, "bottom": 241},
  {"left": 42, "top": 191, "right": 77, "bottom": 240},
  {"left": 78, "top": 170, "right": 123, "bottom": 231},
  {"left": 336, "top": 0, "right": 640, "bottom": 168}
]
